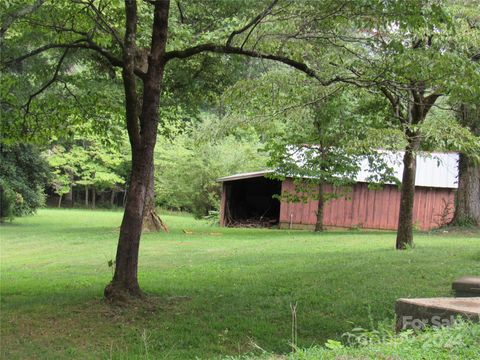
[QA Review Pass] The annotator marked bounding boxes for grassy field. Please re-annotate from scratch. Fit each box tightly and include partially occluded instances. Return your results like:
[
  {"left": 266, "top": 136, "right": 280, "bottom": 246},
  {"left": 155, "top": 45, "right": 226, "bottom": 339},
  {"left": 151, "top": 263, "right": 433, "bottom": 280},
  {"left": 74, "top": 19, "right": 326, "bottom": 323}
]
[{"left": 1, "top": 209, "right": 479, "bottom": 359}]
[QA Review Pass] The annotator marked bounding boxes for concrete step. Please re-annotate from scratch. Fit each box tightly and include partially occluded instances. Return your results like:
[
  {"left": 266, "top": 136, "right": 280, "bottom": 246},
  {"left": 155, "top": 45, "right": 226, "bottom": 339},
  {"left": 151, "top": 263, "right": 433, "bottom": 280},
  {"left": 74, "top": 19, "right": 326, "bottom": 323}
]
[
  {"left": 395, "top": 297, "right": 480, "bottom": 331},
  {"left": 452, "top": 276, "right": 480, "bottom": 297}
]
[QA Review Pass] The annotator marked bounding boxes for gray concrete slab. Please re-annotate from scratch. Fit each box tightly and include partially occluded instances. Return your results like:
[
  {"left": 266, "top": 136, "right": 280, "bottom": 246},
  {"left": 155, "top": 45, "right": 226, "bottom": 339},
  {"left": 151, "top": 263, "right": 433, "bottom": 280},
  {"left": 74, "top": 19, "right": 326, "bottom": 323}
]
[
  {"left": 395, "top": 297, "right": 480, "bottom": 331},
  {"left": 452, "top": 276, "right": 480, "bottom": 297}
]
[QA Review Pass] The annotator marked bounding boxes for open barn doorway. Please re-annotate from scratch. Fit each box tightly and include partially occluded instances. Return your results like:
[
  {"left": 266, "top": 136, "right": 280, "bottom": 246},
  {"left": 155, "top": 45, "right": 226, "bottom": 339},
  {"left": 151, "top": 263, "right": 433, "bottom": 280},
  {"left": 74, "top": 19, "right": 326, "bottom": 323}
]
[{"left": 223, "top": 177, "right": 282, "bottom": 227}]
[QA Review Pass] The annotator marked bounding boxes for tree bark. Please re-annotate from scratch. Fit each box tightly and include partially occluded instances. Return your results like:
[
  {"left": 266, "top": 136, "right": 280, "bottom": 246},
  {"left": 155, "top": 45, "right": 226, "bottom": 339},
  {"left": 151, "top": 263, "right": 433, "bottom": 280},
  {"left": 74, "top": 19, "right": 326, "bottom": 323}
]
[
  {"left": 58, "top": 194, "right": 62, "bottom": 208},
  {"left": 314, "top": 182, "right": 325, "bottom": 232},
  {"left": 452, "top": 153, "right": 480, "bottom": 226},
  {"left": 396, "top": 133, "right": 420, "bottom": 249},
  {"left": 92, "top": 187, "right": 96, "bottom": 209},
  {"left": 104, "top": 0, "right": 170, "bottom": 301},
  {"left": 383, "top": 86, "right": 438, "bottom": 250},
  {"left": 105, "top": 150, "right": 152, "bottom": 299},
  {"left": 85, "top": 186, "right": 88, "bottom": 207},
  {"left": 452, "top": 104, "right": 480, "bottom": 227},
  {"left": 142, "top": 166, "right": 168, "bottom": 232}
]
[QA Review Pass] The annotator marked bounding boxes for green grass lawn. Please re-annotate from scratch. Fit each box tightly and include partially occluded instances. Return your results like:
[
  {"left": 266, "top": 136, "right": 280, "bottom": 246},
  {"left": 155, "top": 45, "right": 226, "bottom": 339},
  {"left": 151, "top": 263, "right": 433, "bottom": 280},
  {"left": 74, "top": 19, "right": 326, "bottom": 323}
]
[{"left": 1, "top": 209, "right": 479, "bottom": 359}]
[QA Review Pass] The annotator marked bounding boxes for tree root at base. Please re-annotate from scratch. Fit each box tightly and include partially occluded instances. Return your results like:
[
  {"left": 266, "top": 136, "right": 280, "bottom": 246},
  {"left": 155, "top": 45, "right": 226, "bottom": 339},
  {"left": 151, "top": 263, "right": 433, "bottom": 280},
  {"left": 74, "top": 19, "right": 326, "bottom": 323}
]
[
  {"left": 142, "top": 209, "right": 168, "bottom": 233},
  {"left": 104, "top": 282, "right": 144, "bottom": 304}
]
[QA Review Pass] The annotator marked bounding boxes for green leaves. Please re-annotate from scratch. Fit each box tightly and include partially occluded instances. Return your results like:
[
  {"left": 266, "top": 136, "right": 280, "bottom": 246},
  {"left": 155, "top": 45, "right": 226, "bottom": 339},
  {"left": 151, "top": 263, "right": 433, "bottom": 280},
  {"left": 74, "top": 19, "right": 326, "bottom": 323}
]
[
  {"left": 44, "top": 130, "right": 129, "bottom": 198},
  {"left": 421, "top": 105, "right": 480, "bottom": 162},
  {"left": 154, "top": 113, "right": 267, "bottom": 217},
  {"left": 0, "top": 144, "right": 49, "bottom": 219}
]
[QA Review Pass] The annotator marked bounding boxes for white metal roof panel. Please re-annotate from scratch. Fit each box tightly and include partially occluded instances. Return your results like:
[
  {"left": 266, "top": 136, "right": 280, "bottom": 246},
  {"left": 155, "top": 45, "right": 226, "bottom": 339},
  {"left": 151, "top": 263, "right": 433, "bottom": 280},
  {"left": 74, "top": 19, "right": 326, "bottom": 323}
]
[
  {"left": 356, "top": 152, "right": 458, "bottom": 188},
  {"left": 217, "top": 151, "right": 459, "bottom": 189},
  {"left": 217, "top": 170, "right": 274, "bottom": 182}
]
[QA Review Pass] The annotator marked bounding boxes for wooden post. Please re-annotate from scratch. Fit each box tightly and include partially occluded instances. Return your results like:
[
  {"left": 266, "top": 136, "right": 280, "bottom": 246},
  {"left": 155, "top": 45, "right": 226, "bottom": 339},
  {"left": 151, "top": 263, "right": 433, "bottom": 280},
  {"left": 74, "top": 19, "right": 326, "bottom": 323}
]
[{"left": 220, "top": 182, "right": 227, "bottom": 226}]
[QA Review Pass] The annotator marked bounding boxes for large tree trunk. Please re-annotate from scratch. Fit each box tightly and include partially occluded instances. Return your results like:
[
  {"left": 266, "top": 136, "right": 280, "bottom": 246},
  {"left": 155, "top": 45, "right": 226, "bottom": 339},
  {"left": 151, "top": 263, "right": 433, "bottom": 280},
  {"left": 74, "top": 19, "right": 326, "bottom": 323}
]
[
  {"left": 396, "top": 134, "right": 420, "bottom": 249},
  {"left": 452, "top": 153, "right": 480, "bottom": 226},
  {"left": 142, "top": 166, "right": 168, "bottom": 232},
  {"left": 105, "top": 150, "right": 153, "bottom": 299},
  {"left": 104, "top": 0, "right": 170, "bottom": 301},
  {"left": 452, "top": 104, "right": 480, "bottom": 226},
  {"left": 314, "top": 182, "right": 325, "bottom": 232}
]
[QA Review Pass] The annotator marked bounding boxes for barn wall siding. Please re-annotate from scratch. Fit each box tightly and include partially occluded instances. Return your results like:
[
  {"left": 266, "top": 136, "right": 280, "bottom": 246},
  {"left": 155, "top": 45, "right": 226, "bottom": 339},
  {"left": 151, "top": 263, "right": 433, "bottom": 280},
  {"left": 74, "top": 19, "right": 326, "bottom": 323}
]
[{"left": 279, "top": 179, "right": 455, "bottom": 231}]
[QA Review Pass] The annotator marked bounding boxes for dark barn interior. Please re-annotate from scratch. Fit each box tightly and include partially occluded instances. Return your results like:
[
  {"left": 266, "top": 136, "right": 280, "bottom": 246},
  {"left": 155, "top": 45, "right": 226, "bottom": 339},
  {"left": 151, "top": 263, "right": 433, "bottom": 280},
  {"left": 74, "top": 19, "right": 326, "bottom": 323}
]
[{"left": 223, "top": 177, "right": 282, "bottom": 227}]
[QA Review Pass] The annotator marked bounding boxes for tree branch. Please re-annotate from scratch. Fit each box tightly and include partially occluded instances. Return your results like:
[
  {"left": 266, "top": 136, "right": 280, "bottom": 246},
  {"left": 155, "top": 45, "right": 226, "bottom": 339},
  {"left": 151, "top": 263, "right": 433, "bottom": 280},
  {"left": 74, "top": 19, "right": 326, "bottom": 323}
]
[
  {"left": 380, "top": 86, "right": 405, "bottom": 122},
  {"left": 23, "top": 48, "right": 69, "bottom": 115},
  {"left": 2, "top": 39, "right": 146, "bottom": 78},
  {"left": 165, "top": 44, "right": 344, "bottom": 86},
  {"left": 176, "top": 1, "right": 185, "bottom": 23},
  {"left": 422, "top": 92, "right": 442, "bottom": 117},
  {"left": 76, "top": 0, "right": 125, "bottom": 49},
  {"left": 59, "top": 80, "right": 91, "bottom": 118},
  {"left": 226, "top": 0, "right": 279, "bottom": 47},
  {"left": 24, "top": 19, "right": 91, "bottom": 38},
  {"left": 0, "top": 0, "right": 45, "bottom": 39}
]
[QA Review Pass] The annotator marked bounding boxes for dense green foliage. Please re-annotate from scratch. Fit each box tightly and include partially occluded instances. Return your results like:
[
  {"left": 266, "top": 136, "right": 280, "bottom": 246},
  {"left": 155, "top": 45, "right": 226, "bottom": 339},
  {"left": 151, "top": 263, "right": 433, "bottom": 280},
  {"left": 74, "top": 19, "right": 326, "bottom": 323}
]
[
  {"left": 0, "top": 0, "right": 260, "bottom": 143},
  {"left": 0, "top": 144, "right": 49, "bottom": 220},
  {"left": 1, "top": 209, "right": 479, "bottom": 359},
  {"left": 155, "top": 120, "right": 267, "bottom": 217},
  {"left": 45, "top": 133, "right": 129, "bottom": 207}
]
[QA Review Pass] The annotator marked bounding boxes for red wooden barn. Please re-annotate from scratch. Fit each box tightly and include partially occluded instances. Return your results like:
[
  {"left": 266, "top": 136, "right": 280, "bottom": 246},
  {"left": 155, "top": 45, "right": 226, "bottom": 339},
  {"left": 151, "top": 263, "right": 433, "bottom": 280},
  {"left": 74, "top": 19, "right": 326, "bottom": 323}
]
[{"left": 218, "top": 152, "right": 459, "bottom": 231}]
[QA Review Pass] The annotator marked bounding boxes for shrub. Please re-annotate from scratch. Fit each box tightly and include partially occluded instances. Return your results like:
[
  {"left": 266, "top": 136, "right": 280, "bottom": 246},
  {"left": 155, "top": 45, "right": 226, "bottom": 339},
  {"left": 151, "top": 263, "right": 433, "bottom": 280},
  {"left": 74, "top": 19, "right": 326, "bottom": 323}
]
[
  {"left": 0, "top": 144, "right": 49, "bottom": 220},
  {"left": 0, "top": 179, "right": 16, "bottom": 221}
]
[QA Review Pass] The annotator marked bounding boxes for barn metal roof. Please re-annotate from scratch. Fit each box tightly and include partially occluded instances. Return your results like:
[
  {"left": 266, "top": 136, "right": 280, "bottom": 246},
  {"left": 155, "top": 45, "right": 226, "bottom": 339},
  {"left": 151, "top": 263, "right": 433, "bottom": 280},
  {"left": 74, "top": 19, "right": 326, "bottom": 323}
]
[
  {"left": 217, "top": 151, "right": 459, "bottom": 189},
  {"left": 217, "top": 170, "right": 274, "bottom": 182}
]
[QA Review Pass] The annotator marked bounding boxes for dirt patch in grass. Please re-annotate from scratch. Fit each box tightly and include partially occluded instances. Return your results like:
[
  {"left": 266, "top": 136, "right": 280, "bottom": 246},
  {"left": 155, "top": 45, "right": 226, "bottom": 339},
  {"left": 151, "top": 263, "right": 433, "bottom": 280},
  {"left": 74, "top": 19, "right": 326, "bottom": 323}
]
[{"left": 80, "top": 294, "right": 192, "bottom": 323}]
